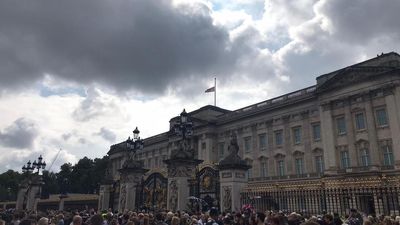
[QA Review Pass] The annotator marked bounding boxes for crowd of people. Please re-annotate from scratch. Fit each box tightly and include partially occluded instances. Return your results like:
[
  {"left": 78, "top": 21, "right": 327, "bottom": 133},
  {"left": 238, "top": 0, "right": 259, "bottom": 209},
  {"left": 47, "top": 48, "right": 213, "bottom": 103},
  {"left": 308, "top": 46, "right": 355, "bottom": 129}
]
[{"left": 1, "top": 207, "right": 400, "bottom": 225}]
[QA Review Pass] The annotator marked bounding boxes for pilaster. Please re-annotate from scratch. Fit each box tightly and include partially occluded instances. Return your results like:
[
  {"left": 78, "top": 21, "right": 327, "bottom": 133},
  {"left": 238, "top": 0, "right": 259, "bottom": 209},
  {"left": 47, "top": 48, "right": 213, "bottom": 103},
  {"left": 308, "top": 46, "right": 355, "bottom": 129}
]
[{"left": 319, "top": 104, "right": 338, "bottom": 174}]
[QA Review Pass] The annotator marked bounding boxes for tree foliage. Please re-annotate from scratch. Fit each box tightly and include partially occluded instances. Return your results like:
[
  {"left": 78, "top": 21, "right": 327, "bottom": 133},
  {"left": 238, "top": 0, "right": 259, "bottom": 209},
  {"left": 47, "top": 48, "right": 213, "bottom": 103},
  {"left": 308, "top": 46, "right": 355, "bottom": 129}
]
[{"left": 0, "top": 155, "right": 109, "bottom": 201}]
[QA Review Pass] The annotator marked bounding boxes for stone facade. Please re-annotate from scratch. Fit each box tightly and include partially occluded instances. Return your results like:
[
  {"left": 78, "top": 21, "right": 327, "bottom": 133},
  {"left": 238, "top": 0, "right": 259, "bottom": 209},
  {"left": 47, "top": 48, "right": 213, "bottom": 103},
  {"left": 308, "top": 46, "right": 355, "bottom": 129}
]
[{"left": 104, "top": 52, "right": 400, "bottom": 214}]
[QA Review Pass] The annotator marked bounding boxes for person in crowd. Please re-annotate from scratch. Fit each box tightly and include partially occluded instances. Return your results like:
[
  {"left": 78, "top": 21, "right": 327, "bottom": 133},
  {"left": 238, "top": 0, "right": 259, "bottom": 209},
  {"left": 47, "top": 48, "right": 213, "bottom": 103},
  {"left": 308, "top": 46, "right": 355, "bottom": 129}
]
[
  {"left": 90, "top": 215, "right": 104, "bottom": 225},
  {"left": 37, "top": 217, "right": 49, "bottom": 225},
  {"left": 19, "top": 219, "right": 36, "bottom": 225},
  {"left": 154, "top": 213, "right": 167, "bottom": 225},
  {"left": 57, "top": 214, "right": 65, "bottom": 225},
  {"left": 71, "top": 215, "right": 82, "bottom": 225},
  {"left": 332, "top": 213, "right": 342, "bottom": 225},
  {"left": 165, "top": 212, "right": 174, "bottom": 225},
  {"left": 206, "top": 208, "right": 219, "bottom": 225},
  {"left": 171, "top": 216, "right": 180, "bottom": 225},
  {"left": 255, "top": 213, "right": 265, "bottom": 225},
  {"left": 321, "top": 214, "right": 333, "bottom": 225},
  {"left": 348, "top": 209, "right": 363, "bottom": 225}
]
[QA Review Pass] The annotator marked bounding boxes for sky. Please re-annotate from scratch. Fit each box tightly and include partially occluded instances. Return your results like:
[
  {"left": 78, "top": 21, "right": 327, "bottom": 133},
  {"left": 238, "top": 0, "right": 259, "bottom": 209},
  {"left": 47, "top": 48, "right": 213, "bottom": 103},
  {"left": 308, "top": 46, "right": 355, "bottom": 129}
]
[{"left": 0, "top": 0, "right": 400, "bottom": 173}]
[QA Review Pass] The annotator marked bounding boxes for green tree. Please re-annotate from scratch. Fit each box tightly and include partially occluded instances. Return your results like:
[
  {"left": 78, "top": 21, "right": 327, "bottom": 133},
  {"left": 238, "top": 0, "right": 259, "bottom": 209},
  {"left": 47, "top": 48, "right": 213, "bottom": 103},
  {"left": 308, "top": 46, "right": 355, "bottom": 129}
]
[{"left": 0, "top": 170, "right": 23, "bottom": 201}]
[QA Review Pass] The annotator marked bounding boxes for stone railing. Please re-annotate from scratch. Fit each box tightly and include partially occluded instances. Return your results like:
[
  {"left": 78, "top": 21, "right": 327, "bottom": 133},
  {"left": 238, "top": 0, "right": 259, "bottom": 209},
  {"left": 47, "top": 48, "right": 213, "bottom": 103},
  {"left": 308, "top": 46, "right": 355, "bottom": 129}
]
[
  {"left": 248, "top": 172, "right": 322, "bottom": 182},
  {"left": 218, "top": 86, "right": 316, "bottom": 120}
]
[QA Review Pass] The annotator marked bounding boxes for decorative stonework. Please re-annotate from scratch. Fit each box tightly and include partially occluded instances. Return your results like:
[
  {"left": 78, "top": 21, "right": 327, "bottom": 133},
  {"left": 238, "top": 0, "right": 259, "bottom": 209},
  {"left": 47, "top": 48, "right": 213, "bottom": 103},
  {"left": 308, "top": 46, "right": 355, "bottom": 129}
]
[
  {"left": 119, "top": 183, "right": 127, "bottom": 212},
  {"left": 168, "top": 164, "right": 195, "bottom": 177},
  {"left": 222, "top": 186, "right": 232, "bottom": 211},
  {"left": 169, "top": 180, "right": 178, "bottom": 212}
]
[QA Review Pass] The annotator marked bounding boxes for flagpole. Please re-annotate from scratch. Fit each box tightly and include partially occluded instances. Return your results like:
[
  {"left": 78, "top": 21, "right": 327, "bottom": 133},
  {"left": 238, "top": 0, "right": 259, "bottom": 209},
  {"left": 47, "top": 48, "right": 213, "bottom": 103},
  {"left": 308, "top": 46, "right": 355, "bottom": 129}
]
[{"left": 214, "top": 77, "right": 216, "bottom": 106}]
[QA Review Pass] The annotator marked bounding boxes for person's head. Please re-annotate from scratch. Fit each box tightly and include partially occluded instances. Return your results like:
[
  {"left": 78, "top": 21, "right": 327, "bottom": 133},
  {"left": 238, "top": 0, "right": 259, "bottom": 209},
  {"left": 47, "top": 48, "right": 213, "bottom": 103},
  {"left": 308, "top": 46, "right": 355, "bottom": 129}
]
[
  {"left": 20, "top": 219, "right": 36, "bottom": 225},
  {"left": 256, "top": 213, "right": 266, "bottom": 224},
  {"left": 38, "top": 217, "right": 49, "bottom": 225},
  {"left": 0, "top": 219, "right": 6, "bottom": 225},
  {"left": 90, "top": 215, "right": 104, "bottom": 225},
  {"left": 267, "top": 216, "right": 281, "bottom": 225},
  {"left": 171, "top": 216, "right": 180, "bottom": 225},
  {"left": 57, "top": 214, "right": 64, "bottom": 222},
  {"left": 209, "top": 208, "right": 218, "bottom": 220},
  {"left": 72, "top": 215, "right": 82, "bottom": 225},
  {"left": 167, "top": 212, "right": 174, "bottom": 220},
  {"left": 223, "top": 217, "right": 232, "bottom": 225},
  {"left": 155, "top": 213, "right": 164, "bottom": 222},
  {"left": 323, "top": 214, "right": 333, "bottom": 224},
  {"left": 363, "top": 220, "right": 372, "bottom": 225}
]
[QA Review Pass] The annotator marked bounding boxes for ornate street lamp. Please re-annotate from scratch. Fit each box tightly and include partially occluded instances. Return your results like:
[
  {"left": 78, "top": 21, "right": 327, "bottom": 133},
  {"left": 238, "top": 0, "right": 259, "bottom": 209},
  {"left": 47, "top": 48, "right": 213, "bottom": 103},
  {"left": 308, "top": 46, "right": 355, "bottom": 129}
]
[
  {"left": 173, "top": 109, "right": 193, "bottom": 142},
  {"left": 126, "top": 127, "right": 144, "bottom": 159},
  {"left": 22, "top": 156, "right": 46, "bottom": 174}
]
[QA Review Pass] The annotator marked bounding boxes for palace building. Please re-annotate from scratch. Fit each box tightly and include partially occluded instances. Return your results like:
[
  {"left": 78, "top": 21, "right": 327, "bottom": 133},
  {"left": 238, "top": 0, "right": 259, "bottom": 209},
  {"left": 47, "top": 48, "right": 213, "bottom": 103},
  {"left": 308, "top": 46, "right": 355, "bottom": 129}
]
[{"left": 100, "top": 52, "right": 400, "bottom": 215}]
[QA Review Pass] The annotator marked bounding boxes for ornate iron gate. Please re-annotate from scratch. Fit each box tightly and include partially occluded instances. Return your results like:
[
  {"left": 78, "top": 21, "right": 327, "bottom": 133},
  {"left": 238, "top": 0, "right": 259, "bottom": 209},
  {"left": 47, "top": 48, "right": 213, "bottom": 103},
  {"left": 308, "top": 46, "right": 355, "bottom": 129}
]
[
  {"left": 136, "top": 173, "right": 168, "bottom": 211},
  {"left": 190, "top": 167, "right": 220, "bottom": 211}
]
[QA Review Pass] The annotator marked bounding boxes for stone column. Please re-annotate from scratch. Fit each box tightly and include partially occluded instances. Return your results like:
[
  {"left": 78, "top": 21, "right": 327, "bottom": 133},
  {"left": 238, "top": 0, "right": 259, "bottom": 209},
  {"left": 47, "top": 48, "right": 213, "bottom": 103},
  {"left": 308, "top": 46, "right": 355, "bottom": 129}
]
[
  {"left": 385, "top": 92, "right": 400, "bottom": 168},
  {"left": 26, "top": 184, "right": 40, "bottom": 211},
  {"left": 218, "top": 133, "right": 251, "bottom": 213},
  {"left": 219, "top": 169, "right": 249, "bottom": 212},
  {"left": 319, "top": 103, "right": 338, "bottom": 174},
  {"left": 98, "top": 184, "right": 112, "bottom": 211},
  {"left": 165, "top": 158, "right": 202, "bottom": 211},
  {"left": 364, "top": 98, "right": 380, "bottom": 169},
  {"left": 118, "top": 166, "right": 148, "bottom": 212},
  {"left": 16, "top": 186, "right": 28, "bottom": 210}
]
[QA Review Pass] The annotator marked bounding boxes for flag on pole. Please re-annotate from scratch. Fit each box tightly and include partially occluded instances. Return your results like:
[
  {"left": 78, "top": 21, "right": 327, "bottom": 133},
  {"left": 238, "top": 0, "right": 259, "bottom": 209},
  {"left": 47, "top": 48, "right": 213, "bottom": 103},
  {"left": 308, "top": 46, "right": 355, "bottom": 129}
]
[{"left": 205, "top": 86, "right": 215, "bottom": 93}]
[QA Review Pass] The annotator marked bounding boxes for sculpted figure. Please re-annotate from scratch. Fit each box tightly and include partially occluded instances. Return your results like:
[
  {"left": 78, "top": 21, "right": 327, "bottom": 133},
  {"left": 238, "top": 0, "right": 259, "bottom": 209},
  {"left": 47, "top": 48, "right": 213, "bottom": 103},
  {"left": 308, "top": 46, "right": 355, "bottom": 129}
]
[{"left": 227, "top": 133, "right": 239, "bottom": 156}]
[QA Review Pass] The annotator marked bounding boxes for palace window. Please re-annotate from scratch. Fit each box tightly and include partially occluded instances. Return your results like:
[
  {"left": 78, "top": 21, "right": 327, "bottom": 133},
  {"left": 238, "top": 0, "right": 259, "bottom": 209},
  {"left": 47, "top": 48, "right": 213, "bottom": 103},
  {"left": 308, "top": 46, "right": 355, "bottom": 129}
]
[
  {"left": 148, "top": 158, "right": 152, "bottom": 168},
  {"left": 246, "top": 159, "right": 253, "bottom": 178},
  {"left": 293, "top": 127, "right": 302, "bottom": 144},
  {"left": 218, "top": 142, "right": 224, "bottom": 159},
  {"left": 355, "top": 112, "right": 366, "bottom": 130},
  {"left": 312, "top": 123, "right": 321, "bottom": 141},
  {"left": 382, "top": 144, "right": 394, "bottom": 166},
  {"left": 315, "top": 155, "right": 324, "bottom": 174},
  {"left": 360, "top": 148, "right": 370, "bottom": 167},
  {"left": 295, "top": 158, "right": 304, "bottom": 175},
  {"left": 376, "top": 108, "right": 388, "bottom": 126},
  {"left": 340, "top": 151, "right": 350, "bottom": 169},
  {"left": 277, "top": 160, "right": 285, "bottom": 176},
  {"left": 275, "top": 130, "right": 283, "bottom": 146},
  {"left": 258, "top": 133, "right": 267, "bottom": 150},
  {"left": 336, "top": 117, "right": 346, "bottom": 135},
  {"left": 260, "top": 159, "right": 268, "bottom": 177},
  {"left": 244, "top": 136, "right": 252, "bottom": 152}
]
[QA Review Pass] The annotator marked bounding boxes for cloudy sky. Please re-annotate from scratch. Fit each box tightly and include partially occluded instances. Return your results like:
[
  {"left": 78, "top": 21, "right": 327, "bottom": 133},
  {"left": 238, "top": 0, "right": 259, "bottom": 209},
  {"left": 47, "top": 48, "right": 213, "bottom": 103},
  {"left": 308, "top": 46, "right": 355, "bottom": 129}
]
[{"left": 0, "top": 0, "right": 399, "bottom": 173}]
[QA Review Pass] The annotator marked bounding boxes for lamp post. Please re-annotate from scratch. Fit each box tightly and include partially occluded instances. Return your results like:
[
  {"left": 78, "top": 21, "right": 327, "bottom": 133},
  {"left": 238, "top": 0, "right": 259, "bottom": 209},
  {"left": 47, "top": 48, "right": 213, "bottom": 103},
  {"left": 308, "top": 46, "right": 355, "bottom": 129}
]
[
  {"left": 173, "top": 109, "right": 193, "bottom": 149},
  {"left": 126, "top": 127, "right": 144, "bottom": 159},
  {"left": 22, "top": 155, "right": 46, "bottom": 175},
  {"left": 20, "top": 155, "right": 46, "bottom": 211}
]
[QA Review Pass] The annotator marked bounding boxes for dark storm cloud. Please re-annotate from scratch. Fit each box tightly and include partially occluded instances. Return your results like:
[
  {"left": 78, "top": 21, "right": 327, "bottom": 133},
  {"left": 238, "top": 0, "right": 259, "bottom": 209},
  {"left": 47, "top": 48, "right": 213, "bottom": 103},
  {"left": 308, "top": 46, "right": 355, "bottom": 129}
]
[
  {"left": 0, "top": 0, "right": 233, "bottom": 94},
  {"left": 0, "top": 118, "right": 38, "bottom": 149},
  {"left": 94, "top": 127, "right": 117, "bottom": 143},
  {"left": 319, "top": 0, "right": 400, "bottom": 44}
]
